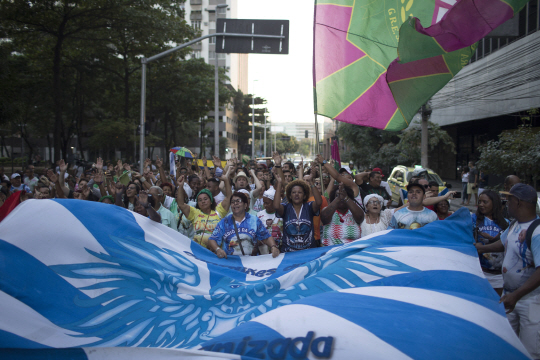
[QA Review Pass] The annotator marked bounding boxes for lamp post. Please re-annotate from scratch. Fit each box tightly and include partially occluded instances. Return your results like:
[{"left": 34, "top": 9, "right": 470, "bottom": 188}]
[
  {"left": 251, "top": 79, "right": 258, "bottom": 159},
  {"left": 214, "top": 3, "right": 229, "bottom": 157}
]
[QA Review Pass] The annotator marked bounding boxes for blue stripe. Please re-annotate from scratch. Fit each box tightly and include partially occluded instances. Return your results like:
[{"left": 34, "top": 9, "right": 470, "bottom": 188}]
[
  {"left": 0, "top": 348, "right": 87, "bottom": 359},
  {"left": 188, "top": 242, "right": 248, "bottom": 286},
  {"left": 0, "top": 239, "right": 100, "bottom": 324},
  {"left": 54, "top": 199, "right": 146, "bottom": 260},
  {"left": 0, "top": 329, "right": 51, "bottom": 349},
  {"left": 295, "top": 292, "right": 527, "bottom": 360}
]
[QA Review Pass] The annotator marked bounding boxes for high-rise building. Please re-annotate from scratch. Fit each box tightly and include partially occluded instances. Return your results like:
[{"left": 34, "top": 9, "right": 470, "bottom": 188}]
[{"left": 184, "top": 0, "right": 248, "bottom": 158}]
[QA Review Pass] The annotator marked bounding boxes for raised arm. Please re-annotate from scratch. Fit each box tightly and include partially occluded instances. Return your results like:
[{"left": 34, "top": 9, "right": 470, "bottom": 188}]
[
  {"left": 305, "top": 173, "right": 322, "bottom": 214},
  {"left": 219, "top": 167, "right": 233, "bottom": 211},
  {"left": 58, "top": 159, "right": 70, "bottom": 197},
  {"left": 273, "top": 171, "right": 285, "bottom": 217},
  {"left": 139, "top": 191, "right": 161, "bottom": 223},
  {"left": 297, "top": 158, "right": 304, "bottom": 180},
  {"left": 250, "top": 169, "right": 263, "bottom": 197},
  {"left": 423, "top": 191, "right": 457, "bottom": 206},
  {"left": 354, "top": 172, "right": 370, "bottom": 186},
  {"left": 175, "top": 175, "right": 191, "bottom": 218},
  {"left": 272, "top": 151, "right": 285, "bottom": 183},
  {"left": 320, "top": 191, "right": 340, "bottom": 225},
  {"left": 343, "top": 186, "right": 364, "bottom": 224},
  {"left": 202, "top": 156, "right": 212, "bottom": 180},
  {"left": 155, "top": 155, "right": 171, "bottom": 184},
  {"left": 93, "top": 172, "right": 108, "bottom": 198},
  {"left": 49, "top": 173, "right": 66, "bottom": 199},
  {"left": 315, "top": 154, "right": 359, "bottom": 197},
  {"left": 212, "top": 155, "right": 223, "bottom": 170}
]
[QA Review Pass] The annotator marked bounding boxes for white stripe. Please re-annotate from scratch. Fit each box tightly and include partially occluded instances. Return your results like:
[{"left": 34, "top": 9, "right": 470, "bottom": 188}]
[
  {"left": 340, "top": 287, "right": 530, "bottom": 357},
  {"left": 440, "top": 0, "right": 457, "bottom": 6},
  {"left": 366, "top": 246, "right": 484, "bottom": 277},
  {"left": 84, "top": 347, "right": 242, "bottom": 359},
  {"left": 0, "top": 290, "right": 100, "bottom": 347},
  {"left": 253, "top": 304, "right": 413, "bottom": 360},
  {"left": 436, "top": 7, "right": 449, "bottom": 23},
  {"left": 240, "top": 253, "right": 285, "bottom": 281},
  {"left": 0, "top": 200, "right": 114, "bottom": 298}
]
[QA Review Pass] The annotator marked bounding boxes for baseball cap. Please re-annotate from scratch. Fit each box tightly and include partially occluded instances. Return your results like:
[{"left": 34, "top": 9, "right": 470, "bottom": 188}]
[
  {"left": 372, "top": 168, "right": 384, "bottom": 177},
  {"left": 406, "top": 181, "right": 426, "bottom": 194},
  {"left": 339, "top": 168, "right": 351, "bottom": 175},
  {"left": 10, "top": 173, "right": 21, "bottom": 179},
  {"left": 500, "top": 183, "right": 538, "bottom": 204}
]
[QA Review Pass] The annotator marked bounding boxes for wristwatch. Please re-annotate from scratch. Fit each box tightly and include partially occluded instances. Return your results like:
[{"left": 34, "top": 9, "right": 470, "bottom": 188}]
[{"left": 322, "top": 160, "right": 327, "bottom": 164}]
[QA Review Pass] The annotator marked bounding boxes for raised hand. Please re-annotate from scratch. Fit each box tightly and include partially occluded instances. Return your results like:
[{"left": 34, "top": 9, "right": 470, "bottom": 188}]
[
  {"left": 123, "top": 163, "right": 131, "bottom": 172},
  {"left": 299, "top": 157, "right": 304, "bottom": 168},
  {"left": 49, "top": 173, "right": 58, "bottom": 183},
  {"left": 138, "top": 190, "right": 150, "bottom": 208},
  {"left": 58, "top": 159, "right": 68, "bottom": 173},
  {"left": 337, "top": 184, "right": 347, "bottom": 202},
  {"left": 96, "top": 157, "right": 103, "bottom": 172},
  {"left": 144, "top": 158, "right": 151, "bottom": 169},
  {"left": 314, "top": 154, "right": 324, "bottom": 164},
  {"left": 155, "top": 155, "right": 163, "bottom": 168},
  {"left": 212, "top": 155, "right": 221, "bottom": 167},
  {"left": 94, "top": 172, "right": 104, "bottom": 183},
  {"left": 272, "top": 151, "right": 282, "bottom": 166},
  {"left": 177, "top": 174, "right": 185, "bottom": 188},
  {"left": 202, "top": 156, "right": 207, "bottom": 167},
  {"left": 116, "top": 160, "right": 123, "bottom": 173},
  {"left": 220, "top": 167, "right": 231, "bottom": 181},
  {"left": 226, "top": 158, "right": 235, "bottom": 167},
  {"left": 108, "top": 180, "right": 117, "bottom": 195}
]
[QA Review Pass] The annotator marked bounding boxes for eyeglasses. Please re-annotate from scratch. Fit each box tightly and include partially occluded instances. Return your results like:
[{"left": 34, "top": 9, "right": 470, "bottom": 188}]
[
  {"left": 367, "top": 200, "right": 381, "bottom": 205},
  {"left": 231, "top": 199, "right": 244, "bottom": 205},
  {"left": 314, "top": 182, "right": 321, "bottom": 186},
  {"left": 127, "top": 186, "right": 137, "bottom": 190}
]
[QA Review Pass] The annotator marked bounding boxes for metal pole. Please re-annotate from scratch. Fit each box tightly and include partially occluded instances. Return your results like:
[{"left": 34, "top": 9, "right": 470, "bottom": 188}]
[
  {"left": 214, "top": 55, "right": 219, "bottom": 157},
  {"left": 421, "top": 104, "right": 429, "bottom": 168},
  {"left": 139, "top": 61, "right": 147, "bottom": 173},
  {"left": 264, "top": 114, "right": 267, "bottom": 157},
  {"left": 251, "top": 84, "right": 255, "bottom": 159}
]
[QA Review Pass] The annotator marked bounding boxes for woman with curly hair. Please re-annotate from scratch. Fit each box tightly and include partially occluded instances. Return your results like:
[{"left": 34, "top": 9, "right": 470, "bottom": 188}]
[
  {"left": 472, "top": 189, "right": 508, "bottom": 295},
  {"left": 273, "top": 172, "right": 322, "bottom": 252}
]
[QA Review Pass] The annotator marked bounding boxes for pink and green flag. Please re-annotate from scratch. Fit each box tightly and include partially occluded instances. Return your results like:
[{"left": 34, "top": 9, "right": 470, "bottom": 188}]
[{"left": 314, "top": 0, "right": 528, "bottom": 131}]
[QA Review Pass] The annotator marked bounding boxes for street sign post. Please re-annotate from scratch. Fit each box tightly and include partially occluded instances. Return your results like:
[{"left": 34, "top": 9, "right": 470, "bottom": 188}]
[{"left": 139, "top": 20, "right": 289, "bottom": 172}]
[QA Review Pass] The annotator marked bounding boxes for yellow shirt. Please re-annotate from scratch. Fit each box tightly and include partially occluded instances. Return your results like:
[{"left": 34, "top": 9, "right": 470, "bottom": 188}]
[{"left": 187, "top": 203, "right": 228, "bottom": 248}]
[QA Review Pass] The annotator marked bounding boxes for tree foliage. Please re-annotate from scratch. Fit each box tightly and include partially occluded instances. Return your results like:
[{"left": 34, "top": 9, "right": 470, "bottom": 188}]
[
  {"left": 0, "top": 0, "right": 228, "bottom": 162},
  {"left": 478, "top": 119, "right": 540, "bottom": 186},
  {"left": 234, "top": 91, "right": 268, "bottom": 154},
  {"left": 339, "top": 120, "right": 455, "bottom": 168}
]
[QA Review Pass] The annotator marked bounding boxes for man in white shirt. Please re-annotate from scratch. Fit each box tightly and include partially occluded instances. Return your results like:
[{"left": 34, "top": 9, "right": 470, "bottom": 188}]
[{"left": 149, "top": 186, "right": 178, "bottom": 231}]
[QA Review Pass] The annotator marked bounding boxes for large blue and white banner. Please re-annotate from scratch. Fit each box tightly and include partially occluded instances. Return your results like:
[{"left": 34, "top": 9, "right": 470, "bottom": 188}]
[{"left": 0, "top": 200, "right": 530, "bottom": 359}]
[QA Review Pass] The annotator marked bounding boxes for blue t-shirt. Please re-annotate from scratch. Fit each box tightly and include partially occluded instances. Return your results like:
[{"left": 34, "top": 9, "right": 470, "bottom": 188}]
[
  {"left": 277, "top": 202, "right": 319, "bottom": 252},
  {"left": 501, "top": 217, "right": 540, "bottom": 294},
  {"left": 471, "top": 214, "right": 507, "bottom": 271},
  {"left": 209, "top": 213, "right": 271, "bottom": 256},
  {"left": 387, "top": 207, "right": 438, "bottom": 230}
]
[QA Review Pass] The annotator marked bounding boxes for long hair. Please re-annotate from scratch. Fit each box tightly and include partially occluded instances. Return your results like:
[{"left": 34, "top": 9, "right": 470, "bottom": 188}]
[
  {"left": 476, "top": 190, "right": 508, "bottom": 231},
  {"left": 123, "top": 181, "right": 140, "bottom": 208}
]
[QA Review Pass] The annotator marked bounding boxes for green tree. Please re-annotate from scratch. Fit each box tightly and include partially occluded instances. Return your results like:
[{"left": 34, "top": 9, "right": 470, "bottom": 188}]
[
  {"left": 298, "top": 138, "right": 312, "bottom": 157},
  {"left": 234, "top": 91, "right": 268, "bottom": 154},
  {"left": 275, "top": 133, "right": 299, "bottom": 154},
  {"left": 478, "top": 115, "right": 540, "bottom": 188}
]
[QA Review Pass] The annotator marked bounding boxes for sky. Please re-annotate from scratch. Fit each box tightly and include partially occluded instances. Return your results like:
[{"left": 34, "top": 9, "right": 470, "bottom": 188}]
[{"left": 237, "top": 0, "right": 318, "bottom": 124}]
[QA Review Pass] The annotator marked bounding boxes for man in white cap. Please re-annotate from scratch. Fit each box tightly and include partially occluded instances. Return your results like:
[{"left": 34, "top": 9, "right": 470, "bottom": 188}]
[
  {"left": 10, "top": 173, "right": 31, "bottom": 193},
  {"left": 257, "top": 188, "right": 283, "bottom": 254}
]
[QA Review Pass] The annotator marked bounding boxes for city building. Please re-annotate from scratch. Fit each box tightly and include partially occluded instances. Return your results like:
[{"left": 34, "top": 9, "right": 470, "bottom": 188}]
[
  {"left": 183, "top": 0, "right": 249, "bottom": 158},
  {"left": 428, "top": 0, "right": 540, "bottom": 183}
]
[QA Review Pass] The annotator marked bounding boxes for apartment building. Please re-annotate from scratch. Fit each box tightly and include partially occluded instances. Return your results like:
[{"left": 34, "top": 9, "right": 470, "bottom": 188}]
[{"left": 184, "top": 0, "right": 249, "bottom": 157}]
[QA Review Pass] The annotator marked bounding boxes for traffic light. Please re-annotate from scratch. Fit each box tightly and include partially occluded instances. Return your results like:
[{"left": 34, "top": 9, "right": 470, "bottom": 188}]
[
  {"left": 136, "top": 125, "right": 150, "bottom": 136},
  {"left": 305, "top": 130, "right": 308, "bottom": 138}
]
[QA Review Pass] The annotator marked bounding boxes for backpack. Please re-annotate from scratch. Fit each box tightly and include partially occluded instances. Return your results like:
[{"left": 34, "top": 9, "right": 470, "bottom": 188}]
[{"left": 508, "top": 218, "right": 540, "bottom": 253}]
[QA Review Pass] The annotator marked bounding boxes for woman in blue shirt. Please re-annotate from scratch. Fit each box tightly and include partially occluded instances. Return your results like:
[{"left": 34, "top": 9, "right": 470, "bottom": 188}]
[
  {"left": 273, "top": 173, "right": 323, "bottom": 252},
  {"left": 208, "top": 192, "right": 279, "bottom": 258},
  {"left": 472, "top": 189, "right": 508, "bottom": 295}
]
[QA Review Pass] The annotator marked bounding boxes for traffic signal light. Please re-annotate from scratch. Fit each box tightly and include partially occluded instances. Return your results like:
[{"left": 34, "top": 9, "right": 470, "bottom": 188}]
[{"left": 305, "top": 130, "right": 308, "bottom": 138}]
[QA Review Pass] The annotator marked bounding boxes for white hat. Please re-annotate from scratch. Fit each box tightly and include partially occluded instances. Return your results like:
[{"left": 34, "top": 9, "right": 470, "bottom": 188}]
[
  {"left": 363, "top": 194, "right": 384, "bottom": 207},
  {"left": 10, "top": 173, "right": 21, "bottom": 179},
  {"left": 263, "top": 188, "right": 276, "bottom": 200},
  {"left": 233, "top": 171, "right": 249, "bottom": 183},
  {"left": 237, "top": 189, "right": 250, "bottom": 196}
]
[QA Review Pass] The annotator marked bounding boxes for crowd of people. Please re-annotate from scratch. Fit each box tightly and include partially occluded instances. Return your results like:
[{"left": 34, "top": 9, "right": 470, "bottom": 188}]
[{"left": 0, "top": 152, "right": 539, "bottom": 357}]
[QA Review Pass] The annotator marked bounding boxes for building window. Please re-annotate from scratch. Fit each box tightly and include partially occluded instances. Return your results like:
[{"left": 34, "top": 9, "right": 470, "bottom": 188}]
[
  {"left": 191, "top": 20, "right": 201, "bottom": 30},
  {"left": 192, "top": 51, "right": 201, "bottom": 59},
  {"left": 209, "top": 21, "right": 216, "bottom": 29},
  {"left": 209, "top": 36, "right": 216, "bottom": 44},
  {"left": 209, "top": 51, "right": 226, "bottom": 60},
  {"left": 217, "top": 6, "right": 227, "bottom": 15}
]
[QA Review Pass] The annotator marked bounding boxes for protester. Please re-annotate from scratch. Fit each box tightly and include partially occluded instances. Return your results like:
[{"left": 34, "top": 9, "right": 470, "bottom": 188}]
[
  {"left": 472, "top": 190, "right": 508, "bottom": 295},
  {"left": 176, "top": 170, "right": 231, "bottom": 249},
  {"left": 257, "top": 188, "right": 283, "bottom": 254},
  {"left": 434, "top": 199, "right": 453, "bottom": 220},
  {"left": 23, "top": 165, "right": 39, "bottom": 192},
  {"left": 356, "top": 171, "right": 392, "bottom": 208},
  {"left": 361, "top": 194, "right": 400, "bottom": 237},
  {"left": 208, "top": 191, "right": 280, "bottom": 258},
  {"left": 148, "top": 186, "right": 178, "bottom": 231},
  {"left": 321, "top": 184, "right": 364, "bottom": 246},
  {"left": 207, "top": 178, "right": 225, "bottom": 205},
  {"left": 461, "top": 166, "right": 469, "bottom": 205},
  {"left": 502, "top": 175, "right": 521, "bottom": 220},
  {"left": 10, "top": 173, "right": 31, "bottom": 193},
  {"left": 466, "top": 161, "right": 478, "bottom": 206},
  {"left": 273, "top": 166, "right": 322, "bottom": 252},
  {"left": 388, "top": 180, "right": 438, "bottom": 230},
  {"left": 372, "top": 168, "right": 392, "bottom": 199},
  {"left": 475, "top": 184, "right": 540, "bottom": 358}
]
